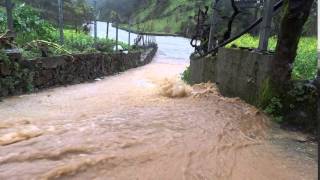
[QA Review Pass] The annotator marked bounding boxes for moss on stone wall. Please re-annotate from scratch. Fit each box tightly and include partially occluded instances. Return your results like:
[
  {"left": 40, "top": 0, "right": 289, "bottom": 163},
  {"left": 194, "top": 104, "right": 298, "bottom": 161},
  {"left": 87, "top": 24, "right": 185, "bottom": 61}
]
[{"left": 0, "top": 46, "right": 157, "bottom": 98}]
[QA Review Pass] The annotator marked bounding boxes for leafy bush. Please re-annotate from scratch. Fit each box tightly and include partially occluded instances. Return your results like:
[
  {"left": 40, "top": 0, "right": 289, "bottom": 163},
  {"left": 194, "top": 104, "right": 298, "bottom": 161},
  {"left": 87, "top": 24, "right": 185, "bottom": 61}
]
[
  {"left": 181, "top": 66, "right": 191, "bottom": 84},
  {"left": 264, "top": 97, "right": 283, "bottom": 123},
  {"left": 227, "top": 34, "right": 317, "bottom": 80},
  {"left": 1, "top": 4, "right": 56, "bottom": 44},
  {"left": 1, "top": 3, "right": 130, "bottom": 59},
  {"left": 96, "top": 38, "right": 116, "bottom": 52},
  {"left": 0, "top": 49, "right": 10, "bottom": 65},
  {"left": 54, "top": 30, "right": 94, "bottom": 52},
  {"left": 0, "top": 56, "right": 34, "bottom": 96}
]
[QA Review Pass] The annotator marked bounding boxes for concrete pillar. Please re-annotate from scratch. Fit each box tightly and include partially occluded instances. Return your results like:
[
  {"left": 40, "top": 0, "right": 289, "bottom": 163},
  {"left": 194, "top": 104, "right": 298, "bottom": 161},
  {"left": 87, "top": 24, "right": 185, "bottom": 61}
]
[
  {"left": 258, "top": 0, "right": 274, "bottom": 51},
  {"left": 190, "top": 56, "right": 205, "bottom": 84}
]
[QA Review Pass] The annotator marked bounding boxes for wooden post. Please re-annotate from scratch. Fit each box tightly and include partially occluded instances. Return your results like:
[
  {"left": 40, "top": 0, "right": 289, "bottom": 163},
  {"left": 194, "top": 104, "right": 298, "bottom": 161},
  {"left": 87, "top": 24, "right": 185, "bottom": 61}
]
[
  {"left": 258, "top": 0, "right": 274, "bottom": 51},
  {"left": 106, "top": 22, "right": 109, "bottom": 39},
  {"left": 116, "top": 23, "right": 119, "bottom": 51},
  {"left": 5, "top": 0, "right": 14, "bottom": 32},
  {"left": 58, "top": 0, "right": 64, "bottom": 45},
  {"left": 93, "top": 0, "right": 97, "bottom": 48}
]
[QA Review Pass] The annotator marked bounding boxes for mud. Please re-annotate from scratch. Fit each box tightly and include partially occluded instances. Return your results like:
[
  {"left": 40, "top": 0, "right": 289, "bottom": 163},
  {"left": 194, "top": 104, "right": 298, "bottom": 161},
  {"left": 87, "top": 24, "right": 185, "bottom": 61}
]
[{"left": 0, "top": 53, "right": 317, "bottom": 179}]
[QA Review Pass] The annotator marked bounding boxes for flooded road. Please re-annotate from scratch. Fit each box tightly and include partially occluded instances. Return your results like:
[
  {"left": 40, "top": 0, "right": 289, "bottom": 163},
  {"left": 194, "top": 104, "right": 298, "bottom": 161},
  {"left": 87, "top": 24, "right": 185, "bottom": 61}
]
[{"left": 0, "top": 24, "right": 317, "bottom": 179}]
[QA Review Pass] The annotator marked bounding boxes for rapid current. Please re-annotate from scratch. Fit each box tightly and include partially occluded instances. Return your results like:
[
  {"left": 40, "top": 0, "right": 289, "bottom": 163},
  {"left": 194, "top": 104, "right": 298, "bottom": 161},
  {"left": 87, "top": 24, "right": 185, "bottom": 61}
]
[{"left": 0, "top": 22, "right": 316, "bottom": 180}]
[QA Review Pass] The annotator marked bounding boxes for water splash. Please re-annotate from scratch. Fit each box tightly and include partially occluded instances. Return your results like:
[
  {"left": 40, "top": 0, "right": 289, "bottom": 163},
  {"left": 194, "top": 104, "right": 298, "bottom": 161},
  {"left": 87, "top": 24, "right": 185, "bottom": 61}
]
[
  {"left": 0, "top": 125, "right": 42, "bottom": 146},
  {"left": 158, "top": 78, "right": 191, "bottom": 98}
]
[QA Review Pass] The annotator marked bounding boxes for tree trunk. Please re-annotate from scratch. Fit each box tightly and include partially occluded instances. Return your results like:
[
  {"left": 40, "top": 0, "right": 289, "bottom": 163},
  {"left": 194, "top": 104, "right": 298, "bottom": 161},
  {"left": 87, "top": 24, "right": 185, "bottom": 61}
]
[
  {"left": 317, "top": 72, "right": 320, "bottom": 137},
  {"left": 270, "top": 0, "right": 314, "bottom": 90}
]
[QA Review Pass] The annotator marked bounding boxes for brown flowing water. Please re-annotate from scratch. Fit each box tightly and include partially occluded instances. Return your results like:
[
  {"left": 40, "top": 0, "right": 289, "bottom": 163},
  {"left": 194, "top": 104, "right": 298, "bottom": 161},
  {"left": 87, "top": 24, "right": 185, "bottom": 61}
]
[{"left": 0, "top": 30, "right": 317, "bottom": 179}]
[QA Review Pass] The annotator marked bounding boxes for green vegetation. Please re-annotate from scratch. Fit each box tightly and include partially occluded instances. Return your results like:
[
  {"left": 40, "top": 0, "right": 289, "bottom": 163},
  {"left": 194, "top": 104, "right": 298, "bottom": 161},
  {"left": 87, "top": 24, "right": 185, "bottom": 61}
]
[
  {"left": 181, "top": 66, "right": 191, "bottom": 84},
  {"left": 0, "top": 50, "right": 35, "bottom": 94},
  {"left": 263, "top": 97, "right": 284, "bottom": 123},
  {"left": 0, "top": 3, "right": 129, "bottom": 59},
  {"left": 227, "top": 34, "right": 317, "bottom": 80},
  {"left": 0, "top": 1, "right": 136, "bottom": 97},
  {"left": 119, "top": 0, "right": 207, "bottom": 35},
  {"left": 105, "top": 0, "right": 316, "bottom": 38},
  {"left": 24, "top": 0, "right": 93, "bottom": 29},
  {"left": 260, "top": 78, "right": 318, "bottom": 131}
]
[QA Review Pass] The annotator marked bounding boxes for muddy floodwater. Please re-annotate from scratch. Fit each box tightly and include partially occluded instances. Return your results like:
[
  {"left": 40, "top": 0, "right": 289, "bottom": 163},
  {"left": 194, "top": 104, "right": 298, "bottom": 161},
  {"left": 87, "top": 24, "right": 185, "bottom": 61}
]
[{"left": 0, "top": 24, "right": 317, "bottom": 180}]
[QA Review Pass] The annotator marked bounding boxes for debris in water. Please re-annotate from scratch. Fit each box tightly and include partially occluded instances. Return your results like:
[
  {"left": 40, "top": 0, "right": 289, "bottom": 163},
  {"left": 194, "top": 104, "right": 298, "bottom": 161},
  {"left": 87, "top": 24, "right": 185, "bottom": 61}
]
[
  {"left": 0, "top": 123, "right": 12, "bottom": 129},
  {"left": 158, "top": 78, "right": 191, "bottom": 98},
  {"left": 0, "top": 125, "right": 43, "bottom": 146},
  {"left": 192, "top": 82, "right": 220, "bottom": 97}
]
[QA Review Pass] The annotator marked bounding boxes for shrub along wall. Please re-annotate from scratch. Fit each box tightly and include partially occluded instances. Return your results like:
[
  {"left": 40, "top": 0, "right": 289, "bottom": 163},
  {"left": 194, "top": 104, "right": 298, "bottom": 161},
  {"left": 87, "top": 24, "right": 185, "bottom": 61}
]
[{"left": 0, "top": 46, "right": 157, "bottom": 97}]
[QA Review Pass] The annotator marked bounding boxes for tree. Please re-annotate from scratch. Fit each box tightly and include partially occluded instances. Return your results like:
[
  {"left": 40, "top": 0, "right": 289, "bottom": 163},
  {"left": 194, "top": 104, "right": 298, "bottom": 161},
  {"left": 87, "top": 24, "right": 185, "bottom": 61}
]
[
  {"left": 270, "top": 0, "right": 314, "bottom": 90},
  {"left": 69, "top": 0, "right": 93, "bottom": 32},
  {"left": 24, "top": 0, "right": 92, "bottom": 28}
]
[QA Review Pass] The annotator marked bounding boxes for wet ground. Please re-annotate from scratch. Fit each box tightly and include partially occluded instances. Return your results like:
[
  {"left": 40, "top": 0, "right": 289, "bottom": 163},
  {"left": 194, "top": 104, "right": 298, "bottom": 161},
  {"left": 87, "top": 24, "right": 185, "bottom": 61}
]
[
  {"left": 0, "top": 53, "right": 317, "bottom": 179},
  {"left": 0, "top": 24, "right": 317, "bottom": 179}
]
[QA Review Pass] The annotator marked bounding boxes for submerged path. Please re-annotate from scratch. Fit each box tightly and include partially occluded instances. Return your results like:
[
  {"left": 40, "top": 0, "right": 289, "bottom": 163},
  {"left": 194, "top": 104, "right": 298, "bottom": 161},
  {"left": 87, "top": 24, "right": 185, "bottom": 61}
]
[{"left": 0, "top": 31, "right": 317, "bottom": 179}]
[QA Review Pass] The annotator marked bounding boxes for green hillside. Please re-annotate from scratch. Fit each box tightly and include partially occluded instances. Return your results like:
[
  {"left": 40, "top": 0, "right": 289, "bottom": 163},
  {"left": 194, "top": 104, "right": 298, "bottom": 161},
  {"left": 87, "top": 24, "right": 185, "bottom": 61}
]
[
  {"left": 120, "top": 0, "right": 210, "bottom": 35},
  {"left": 110, "top": 0, "right": 316, "bottom": 37}
]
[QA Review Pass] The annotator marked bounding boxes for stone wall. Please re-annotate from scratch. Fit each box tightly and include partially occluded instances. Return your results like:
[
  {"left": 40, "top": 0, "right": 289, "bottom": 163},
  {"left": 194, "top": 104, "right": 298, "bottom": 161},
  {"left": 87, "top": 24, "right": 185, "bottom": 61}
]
[
  {"left": 190, "top": 48, "right": 273, "bottom": 106},
  {"left": 190, "top": 47, "right": 318, "bottom": 131},
  {"left": 0, "top": 46, "right": 157, "bottom": 97}
]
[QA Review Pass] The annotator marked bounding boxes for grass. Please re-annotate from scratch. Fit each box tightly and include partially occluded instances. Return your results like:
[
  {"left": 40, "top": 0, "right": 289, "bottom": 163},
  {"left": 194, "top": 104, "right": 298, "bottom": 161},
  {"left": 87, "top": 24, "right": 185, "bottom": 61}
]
[
  {"left": 129, "top": 0, "right": 204, "bottom": 35},
  {"left": 125, "top": 16, "right": 183, "bottom": 34},
  {"left": 21, "top": 29, "right": 130, "bottom": 59},
  {"left": 53, "top": 30, "right": 128, "bottom": 53},
  {"left": 226, "top": 34, "right": 317, "bottom": 80}
]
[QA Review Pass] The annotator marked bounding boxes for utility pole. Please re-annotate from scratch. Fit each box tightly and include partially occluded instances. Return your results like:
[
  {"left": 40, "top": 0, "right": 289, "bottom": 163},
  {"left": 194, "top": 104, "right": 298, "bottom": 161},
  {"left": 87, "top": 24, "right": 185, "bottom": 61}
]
[
  {"left": 106, "top": 22, "right": 109, "bottom": 39},
  {"left": 128, "top": 19, "right": 131, "bottom": 47},
  {"left": 93, "top": 0, "right": 97, "bottom": 48},
  {"left": 58, "top": 0, "right": 64, "bottom": 45},
  {"left": 258, "top": 0, "right": 274, "bottom": 51},
  {"left": 128, "top": 29, "right": 131, "bottom": 47},
  {"left": 5, "top": 0, "right": 14, "bottom": 33},
  {"left": 115, "top": 23, "right": 119, "bottom": 51}
]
